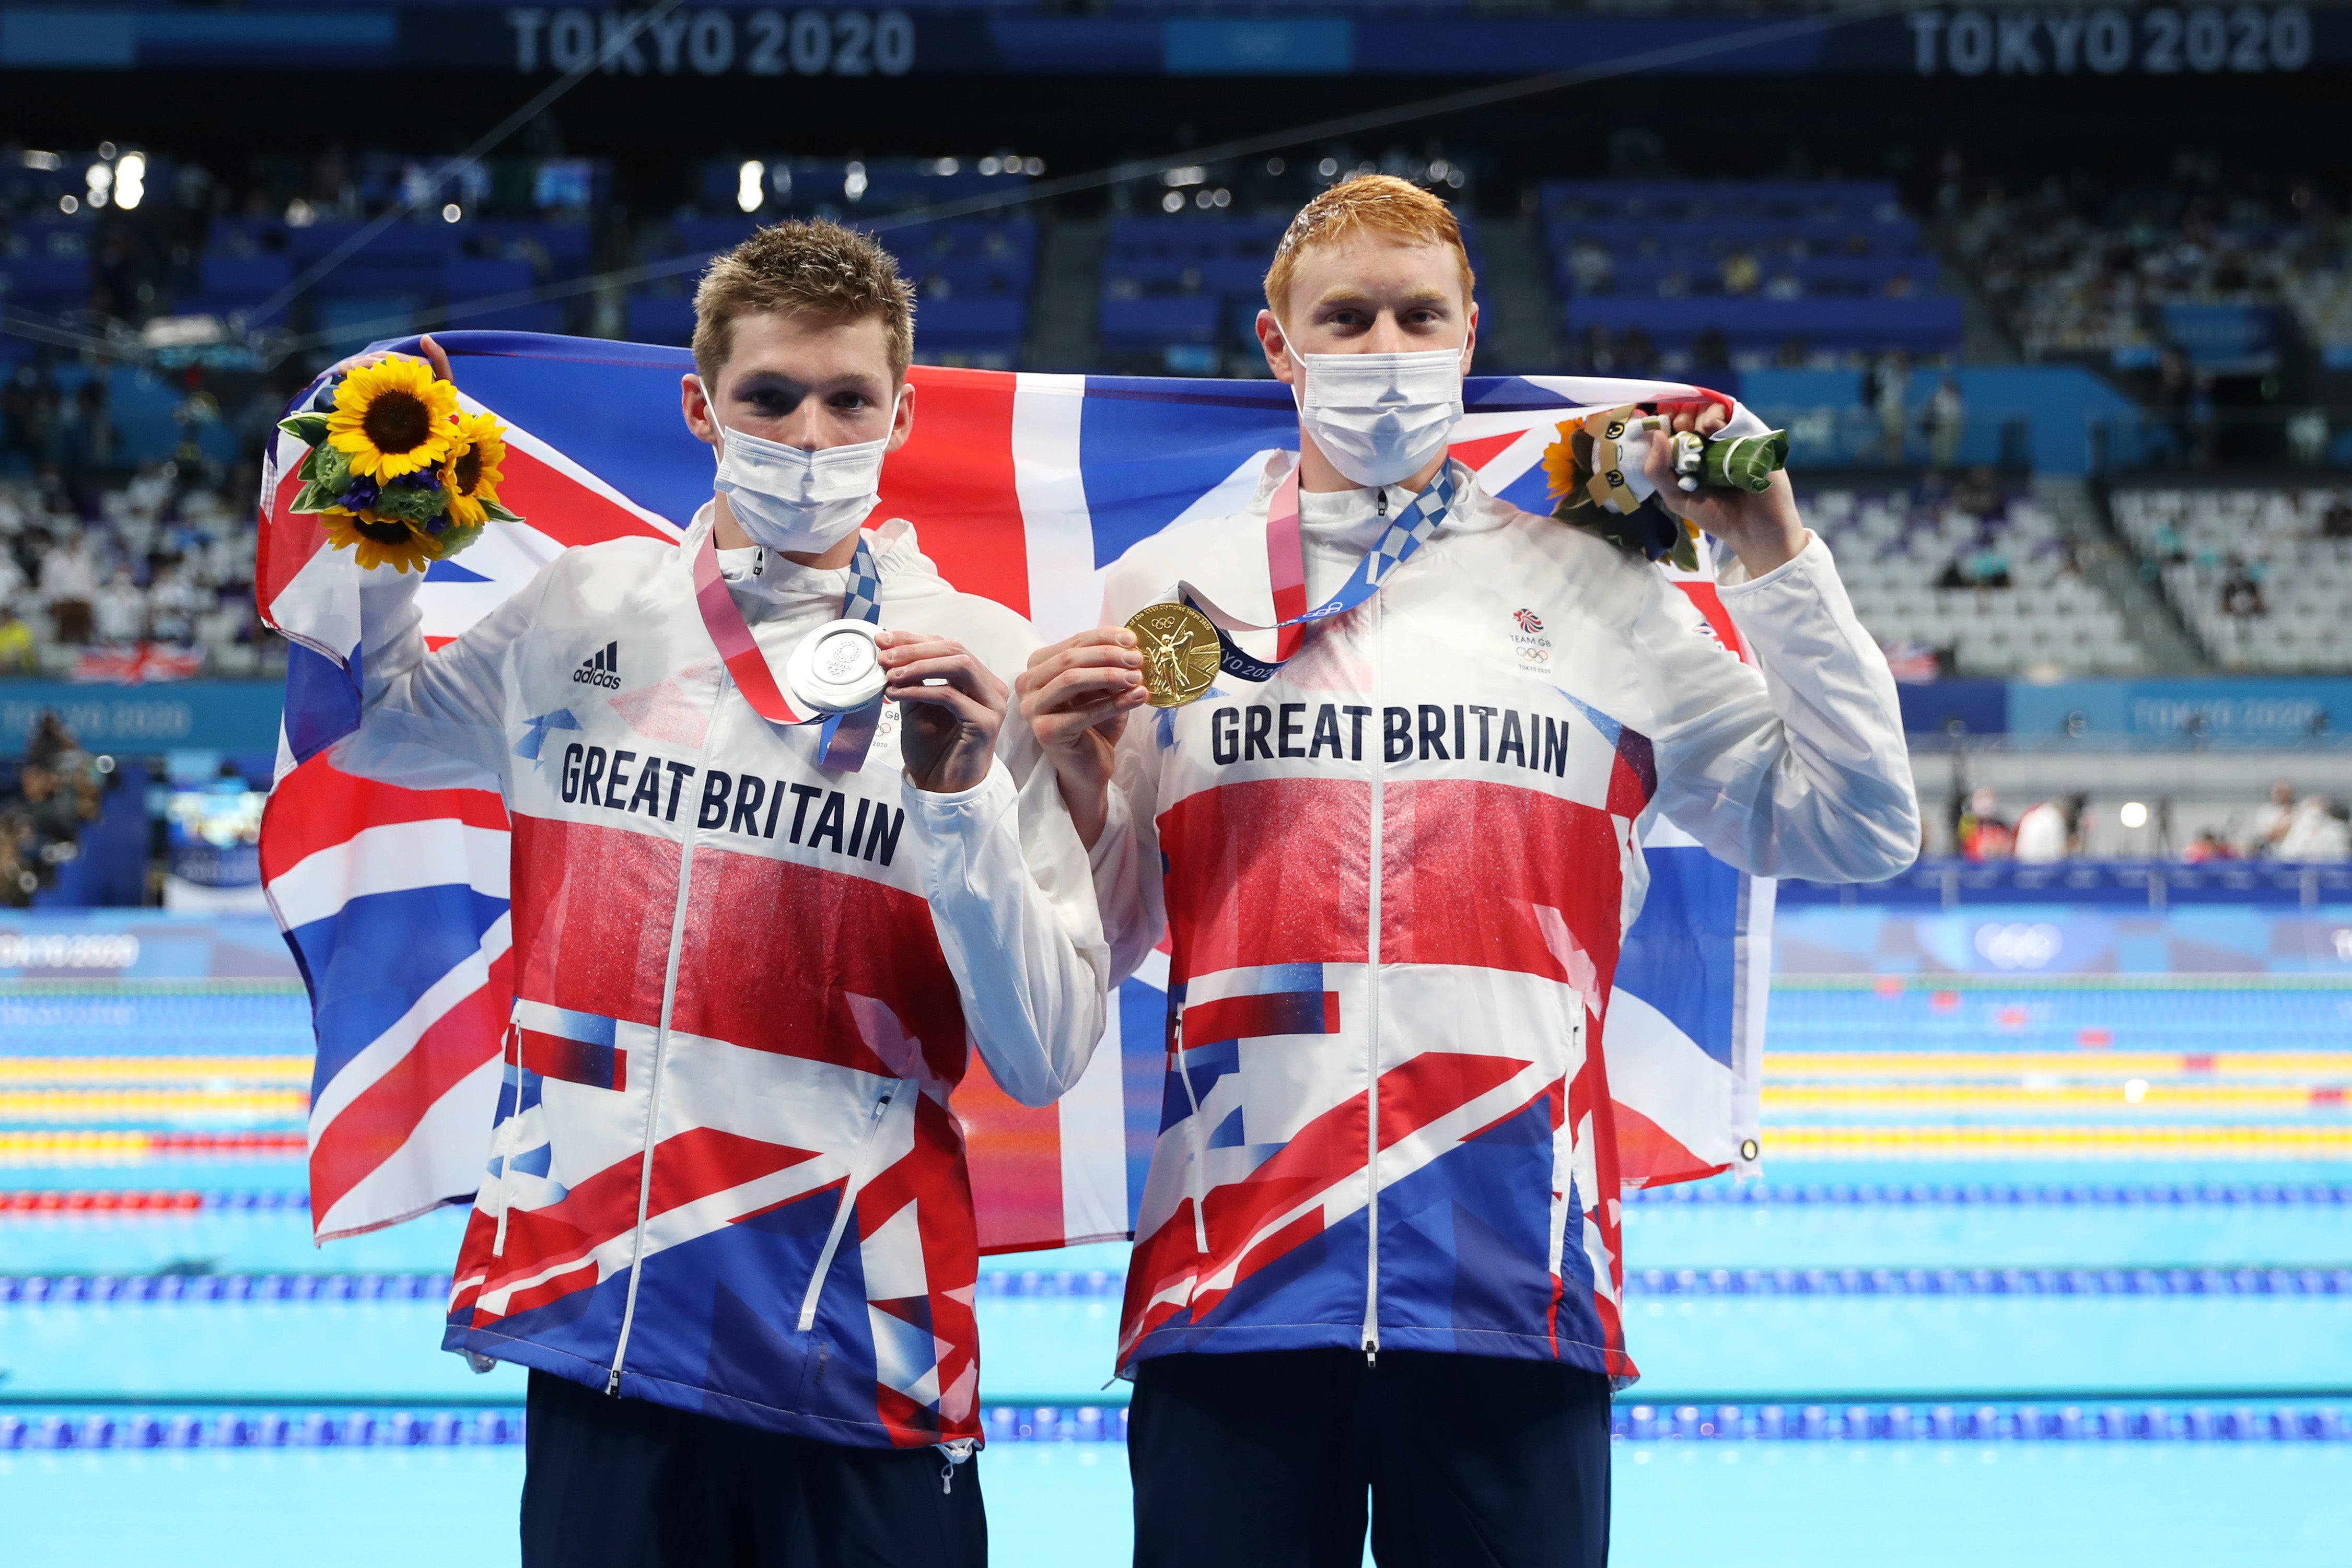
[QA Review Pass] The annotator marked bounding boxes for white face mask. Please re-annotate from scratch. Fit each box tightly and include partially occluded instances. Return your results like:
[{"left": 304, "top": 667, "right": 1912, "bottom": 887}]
[
  {"left": 1283, "top": 324, "right": 1468, "bottom": 488},
  {"left": 704, "top": 378, "right": 900, "bottom": 555}
]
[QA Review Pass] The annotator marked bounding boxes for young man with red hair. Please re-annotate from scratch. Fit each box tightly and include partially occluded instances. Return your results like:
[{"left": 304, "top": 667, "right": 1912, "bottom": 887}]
[{"left": 1019, "top": 176, "right": 1918, "bottom": 1564}]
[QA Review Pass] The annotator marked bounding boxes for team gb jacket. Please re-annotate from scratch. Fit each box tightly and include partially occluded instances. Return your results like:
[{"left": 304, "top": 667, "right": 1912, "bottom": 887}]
[
  {"left": 1090, "top": 455, "right": 1918, "bottom": 1385},
  {"left": 336, "top": 507, "right": 1110, "bottom": 1450}
]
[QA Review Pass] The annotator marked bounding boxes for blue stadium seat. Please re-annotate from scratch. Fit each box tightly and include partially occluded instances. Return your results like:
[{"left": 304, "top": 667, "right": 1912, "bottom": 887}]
[
  {"left": 457, "top": 301, "right": 569, "bottom": 335},
  {"left": 625, "top": 293, "right": 697, "bottom": 346},
  {"left": 316, "top": 296, "right": 427, "bottom": 354},
  {"left": 445, "top": 258, "right": 538, "bottom": 299},
  {"left": 1562, "top": 294, "right": 1962, "bottom": 355},
  {"left": 1099, "top": 293, "right": 1221, "bottom": 349},
  {"left": 915, "top": 295, "right": 1027, "bottom": 350},
  {"left": 197, "top": 253, "right": 291, "bottom": 299}
]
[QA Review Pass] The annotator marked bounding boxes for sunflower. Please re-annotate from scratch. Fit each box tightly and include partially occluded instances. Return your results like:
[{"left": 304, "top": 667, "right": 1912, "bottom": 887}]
[
  {"left": 441, "top": 410, "right": 510, "bottom": 528},
  {"left": 320, "top": 511, "right": 436, "bottom": 575},
  {"left": 325, "top": 356, "right": 461, "bottom": 482},
  {"left": 1539, "top": 421, "right": 1587, "bottom": 507}
]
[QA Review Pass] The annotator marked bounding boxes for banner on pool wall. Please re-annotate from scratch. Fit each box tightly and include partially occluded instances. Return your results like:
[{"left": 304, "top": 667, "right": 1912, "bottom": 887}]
[{"left": 1776, "top": 905, "right": 2352, "bottom": 975}]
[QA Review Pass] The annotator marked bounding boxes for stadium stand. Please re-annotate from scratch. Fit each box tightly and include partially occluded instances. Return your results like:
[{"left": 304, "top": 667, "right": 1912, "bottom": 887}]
[
  {"left": 1540, "top": 181, "right": 1963, "bottom": 372},
  {"left": 1097, "top": 211, "right": 1485, "bottom": 375},
  {"left": 1948, "top": 167, "right": 2339, "bottom": 370},
  {"left": 1806, "top": 479, "right": 2145, "bottom": 678},
  {"left": 627, "top": 198, "right": 1037, "bottom": 371},
  {"left": 2109, "top": 484, "right": 2352, "bottom": 673}
]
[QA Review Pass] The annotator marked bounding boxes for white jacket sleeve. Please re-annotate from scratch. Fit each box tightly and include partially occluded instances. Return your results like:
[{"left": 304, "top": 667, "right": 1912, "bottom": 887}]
[
  {"left": 1637, "top": 532, "right": 1921, "bottom": 882},
  {"left": 903, "top": 701, "right": 1111, "bottom": 1109},
  {"left": 328, "top": 560, "right": 554, "bottom": 797},
  {"left": 1088, "top": 724, "right": 1166, "bottom": 988}
]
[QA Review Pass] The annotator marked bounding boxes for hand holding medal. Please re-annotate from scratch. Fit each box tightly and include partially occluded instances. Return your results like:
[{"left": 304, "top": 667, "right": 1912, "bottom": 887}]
[{"left": 1013, "top": 626, "right": 1151, "bottom": 847}]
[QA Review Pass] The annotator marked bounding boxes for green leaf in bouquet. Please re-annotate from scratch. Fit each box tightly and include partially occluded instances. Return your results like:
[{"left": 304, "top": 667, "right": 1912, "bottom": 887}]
[
  {"left": 478, "top": 497, "right": 525, "bottom": 524},
  {"left": 289, "top": 477, "right": 345, "bottom": 516},
  {"left": 278, "top": 412, "right": 333, "bottom": 447},
  {"left": 427, "top": 520, "right": 487, "bottom": 559}
]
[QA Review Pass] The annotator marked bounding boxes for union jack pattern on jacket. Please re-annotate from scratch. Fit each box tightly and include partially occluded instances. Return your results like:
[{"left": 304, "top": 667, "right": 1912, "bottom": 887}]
[{"left": 1092, "top": 457, "right": 1919, "bottom": 1384}]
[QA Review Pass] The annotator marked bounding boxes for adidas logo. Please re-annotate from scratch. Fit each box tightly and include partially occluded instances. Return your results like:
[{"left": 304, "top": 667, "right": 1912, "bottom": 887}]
[{"left": 573, "top": 641, "right": 621, "bottom": 689}]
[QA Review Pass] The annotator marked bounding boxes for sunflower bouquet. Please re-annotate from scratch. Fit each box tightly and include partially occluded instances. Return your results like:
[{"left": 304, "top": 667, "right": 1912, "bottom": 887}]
[
  {"left": 1540, "top": 405, "right": 1787, "bottom": 572},
  {"left": 277, "top": 354, "right": 523, "bottom": 574}
]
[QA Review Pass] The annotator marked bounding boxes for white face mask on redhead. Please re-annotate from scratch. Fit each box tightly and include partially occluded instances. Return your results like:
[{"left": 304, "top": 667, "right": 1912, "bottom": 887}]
[
  {"left": 704, "top": 378, "right": 900, "bottom": 555},
  {"left": 1283, "top": 324, "right": 1468, "bottom": 488}
]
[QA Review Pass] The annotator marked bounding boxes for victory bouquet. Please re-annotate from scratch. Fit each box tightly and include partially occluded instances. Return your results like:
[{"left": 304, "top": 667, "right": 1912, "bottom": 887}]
[
  {"left": 1542, "top": 404, "right": 1788, "bottom": 571},
  {"left": 276, "top": 353, "right": 523, "bottom": 574}
]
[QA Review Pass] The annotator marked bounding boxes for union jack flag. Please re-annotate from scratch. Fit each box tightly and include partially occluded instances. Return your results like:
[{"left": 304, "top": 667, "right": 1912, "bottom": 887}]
[
  {"left": 257, "top": 332, "right": 1767, "bottom": 1248},
  {"left": 68, "top": 642, "right": 206, "bottom": 685}
]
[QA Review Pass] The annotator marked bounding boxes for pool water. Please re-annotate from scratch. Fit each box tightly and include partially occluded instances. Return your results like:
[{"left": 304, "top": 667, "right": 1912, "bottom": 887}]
[{"left": 4, "top": 978, "right": 2346, "bottom": 1565}]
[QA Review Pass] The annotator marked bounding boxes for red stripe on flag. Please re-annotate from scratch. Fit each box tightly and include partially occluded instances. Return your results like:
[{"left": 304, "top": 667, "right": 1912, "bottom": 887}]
[
  {"left": 257, "top": 455, "right": 328, "bottom": 629},
  {"left": 1672, "top": 580, "right": 1746, "bottom": 661},
  {"left": 1611, "top": 1097, "right": 1726, "bottom": 1189},
  {"left": 490, "top": 443, "right": 675, "bottom": 549},
  {"left": 875, "top": 367, "right": 1029, "bottom": 616},
  {"left": 952, "top": 1052, "right": 1065, "bottom": 1255},
  {"left": 261, "top": 755, "right": 509, "bottom": 884},
  {"left": 308, "top": 950, "right": 513, "bottom": 1228},
  {"left": 1447, "top": 431, "right": 1526, "bottom": 471}
]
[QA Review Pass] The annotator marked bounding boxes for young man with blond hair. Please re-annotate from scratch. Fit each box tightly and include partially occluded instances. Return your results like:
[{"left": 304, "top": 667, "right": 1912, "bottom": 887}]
[
  {"left": 1018, "top": 175, "right": 1919, "bottom": 1564},
  {"left": 332, "top": 220, "right": 1111, "bottom": 1565}
]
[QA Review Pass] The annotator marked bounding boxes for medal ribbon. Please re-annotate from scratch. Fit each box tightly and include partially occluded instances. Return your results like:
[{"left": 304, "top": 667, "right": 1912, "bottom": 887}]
[
  {"left": 691, "top": 528, "right": 884, "bottom": 770},
  {"left": 1182, "top": 457, "right": 1463, "bottom": 685}
]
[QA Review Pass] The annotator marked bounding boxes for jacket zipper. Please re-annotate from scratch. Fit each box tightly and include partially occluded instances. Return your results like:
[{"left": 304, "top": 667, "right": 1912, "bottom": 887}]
[
  {"left": 795, "top": 1084, "right": 898, "bottom": 1332},
  {"left": 604, "top": 673, "right": 728, "bottom": 1395},
  {"left": 1361, "top": 586, "right": 1385, "bottom": 1366}
]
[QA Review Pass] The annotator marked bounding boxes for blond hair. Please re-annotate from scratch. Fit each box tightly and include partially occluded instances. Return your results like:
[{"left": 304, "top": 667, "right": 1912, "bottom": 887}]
[
  {"left": 1263, "top": 175, "right": 1477, "bottom": 316},
  {"left": 691, "top": 219, "right": 915, "bottom": 384}
]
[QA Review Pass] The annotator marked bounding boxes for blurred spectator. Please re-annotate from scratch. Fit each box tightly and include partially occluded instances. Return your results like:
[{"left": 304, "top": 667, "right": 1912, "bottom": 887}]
[
  {"left": 24, "top": 711, "right": 83, "bottom": 770},
  {"left": 2250, "top": 779, "right": 2297, "bottom": 856},
  {"left": 2182, "top": 829, "right": 2237, "bottom": 863},
  {"left": 2277, "top": 795, "right": 2351, "bottom": 861},
  {"left": 92, "top": 564, "right": 147, "bottom": 644},
  {"left": 2013, "top": 794, "right": 2084, "bottom": 863},
  {"left": 1926, "top": 377, "right": 1965, "bottom": 471},
  {"left": 0, "top": 607, "right": 33, "bottom": 673},
  {"left": 1865, "top": 351, "right": 1908, "bottom": 463},
  {"left": 2323, "top": 499, "right": 2352, "bottom": 540},
  {"left": 2219, "top": 554, "right": 2266, "bottom": 617},
  {"left": 40, "top": 529, "right": 99, "bottom": 645},
  {"left": 1957, "top": 786, "right": 2013, "bottom": 860}
]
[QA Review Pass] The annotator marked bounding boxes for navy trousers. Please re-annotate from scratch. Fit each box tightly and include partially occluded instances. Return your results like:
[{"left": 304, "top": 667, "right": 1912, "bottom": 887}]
[
  {"left": 1130, "top": 1349, "right": 1612, "bottom": 1568},
  {"left": 520, "top": 1370, "right": 987, "bottom": 1568}
]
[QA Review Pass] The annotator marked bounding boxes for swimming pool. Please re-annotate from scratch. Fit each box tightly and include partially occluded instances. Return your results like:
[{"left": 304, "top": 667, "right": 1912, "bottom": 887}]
[{"left": 4, "top": 977, "right": 2346, "bottom": 1564}]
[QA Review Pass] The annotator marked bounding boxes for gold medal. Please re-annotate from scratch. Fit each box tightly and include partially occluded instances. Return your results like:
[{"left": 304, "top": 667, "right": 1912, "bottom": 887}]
[{"left": 1124, "top": 601, "right": 1222, "bottom": 709}]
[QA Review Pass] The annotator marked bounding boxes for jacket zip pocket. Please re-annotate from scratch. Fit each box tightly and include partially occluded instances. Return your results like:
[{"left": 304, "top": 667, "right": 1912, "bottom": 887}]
[
  {"left": 488, "top": 1020, "right": 525, "bottom": 1257},
  {"left": 796, "top": 1084, "right": 899, "bottom": 1333},
  {"left": 1169, "top": 1005, "right": 1210, "bottom": 1255}
]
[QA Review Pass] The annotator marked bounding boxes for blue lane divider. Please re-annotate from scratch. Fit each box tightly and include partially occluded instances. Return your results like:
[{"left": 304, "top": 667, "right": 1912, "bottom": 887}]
[
  {"left": 10, "top": 1266, "right": 2352, "bottom": 1305},
  {"left": 1622, "top": 1182, "right": 2352, "bottom": 1208},
  {"left": 0, "top": 1273, "right": 454, "bottom": 1304},
  {"left": 0, "top": 1410, "right": 521, "bottom": 1450},
  {"left": 1612, "top": 1401, "right": 2352, "bottom": 1443},
  {"left": 1625, "top": 1266, "right": 2352, "bottom": 1298},
  {"left": 8, "top": 1401, "right": 2342, "bottom": 1450}
]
